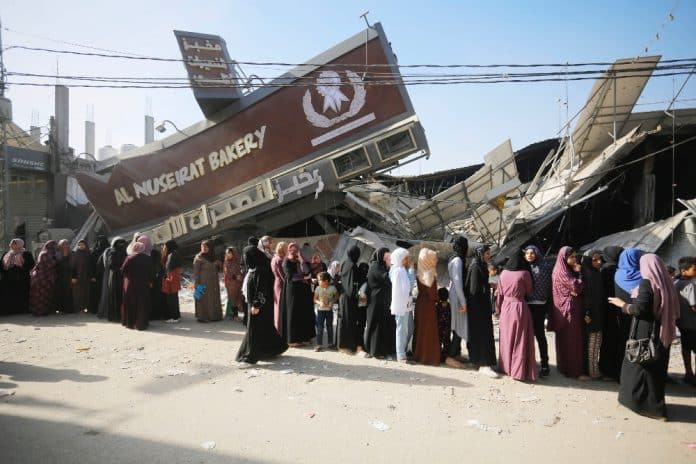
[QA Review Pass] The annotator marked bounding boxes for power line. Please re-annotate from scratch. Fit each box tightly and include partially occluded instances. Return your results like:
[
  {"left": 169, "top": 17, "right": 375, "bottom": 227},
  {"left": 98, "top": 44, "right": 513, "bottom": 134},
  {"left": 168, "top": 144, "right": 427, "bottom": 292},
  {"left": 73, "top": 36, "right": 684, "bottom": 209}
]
[
  {"left": 7, "top": 61, "right": 696, "bottom": 83},
  {"left": 2, "top": 27, "right": 150, "bottom": 57},
  {"left": 5, "top": 44, "right": 696, "bottom": 70},
  {"left": 7, "top": 70, "right": 696, "bottom": 89}
]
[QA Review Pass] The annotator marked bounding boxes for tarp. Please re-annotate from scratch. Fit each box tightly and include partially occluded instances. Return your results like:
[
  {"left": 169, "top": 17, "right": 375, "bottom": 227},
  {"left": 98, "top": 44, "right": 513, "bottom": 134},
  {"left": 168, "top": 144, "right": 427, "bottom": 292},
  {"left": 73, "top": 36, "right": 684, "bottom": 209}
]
[{"left": 579, "top": 210, "right": 691, "bottom": 253}]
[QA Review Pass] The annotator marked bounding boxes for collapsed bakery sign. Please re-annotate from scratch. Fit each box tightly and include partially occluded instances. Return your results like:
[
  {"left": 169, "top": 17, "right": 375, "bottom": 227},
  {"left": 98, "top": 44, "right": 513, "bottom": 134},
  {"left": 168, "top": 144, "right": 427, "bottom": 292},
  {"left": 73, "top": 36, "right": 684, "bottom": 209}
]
[{"left": 77, "top": 23, "right": 419, "bottom": 232}]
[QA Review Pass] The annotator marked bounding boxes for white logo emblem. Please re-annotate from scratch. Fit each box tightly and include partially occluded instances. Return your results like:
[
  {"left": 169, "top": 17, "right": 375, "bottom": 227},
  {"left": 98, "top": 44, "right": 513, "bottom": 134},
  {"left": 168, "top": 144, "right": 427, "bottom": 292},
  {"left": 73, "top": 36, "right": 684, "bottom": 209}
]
[{"left": 303, "top": 70, "right": 366, "bottom": 128}]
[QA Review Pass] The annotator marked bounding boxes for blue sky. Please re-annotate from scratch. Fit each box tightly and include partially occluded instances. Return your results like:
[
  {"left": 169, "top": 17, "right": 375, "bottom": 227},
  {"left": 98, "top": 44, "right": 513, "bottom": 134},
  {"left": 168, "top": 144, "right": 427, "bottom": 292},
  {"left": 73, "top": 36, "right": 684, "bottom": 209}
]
[{"left": 2, "top": 0, "right": 695, "bottom": 175}]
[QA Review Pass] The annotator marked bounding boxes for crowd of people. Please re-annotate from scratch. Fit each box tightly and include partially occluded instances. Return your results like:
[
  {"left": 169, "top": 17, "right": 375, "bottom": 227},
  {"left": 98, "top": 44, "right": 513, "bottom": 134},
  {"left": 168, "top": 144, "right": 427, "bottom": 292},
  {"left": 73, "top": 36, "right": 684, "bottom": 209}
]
[{"left": 1, "top": 232, "right": 694, "bottom": 421}]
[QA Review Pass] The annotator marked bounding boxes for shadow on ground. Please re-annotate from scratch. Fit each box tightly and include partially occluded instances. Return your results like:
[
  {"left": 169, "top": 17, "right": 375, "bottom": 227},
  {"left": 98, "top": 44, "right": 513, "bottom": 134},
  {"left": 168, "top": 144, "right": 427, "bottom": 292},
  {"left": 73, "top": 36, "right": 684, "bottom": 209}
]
[
  {"left": 0, "top": 413, "right": 272, "bottom": 464},
  {"left": 0, "top": 362, "right": 108, "bottom": 384}
]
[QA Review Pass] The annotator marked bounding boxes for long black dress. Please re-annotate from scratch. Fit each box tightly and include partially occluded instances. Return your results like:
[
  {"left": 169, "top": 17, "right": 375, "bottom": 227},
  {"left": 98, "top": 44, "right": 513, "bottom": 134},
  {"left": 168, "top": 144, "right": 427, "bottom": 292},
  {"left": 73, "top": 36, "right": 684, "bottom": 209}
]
[
  {"left": 599, "top": 246, "right": 623, "bottom": 380},
  {"left": 618, "top": 279, "right": 668, "bottom": 418},
  {"left": 281, "top": 258, "right": 315, "bottom": 344},
  {"left": 88, "top": 236, "right": 110, "bottom": 314},
  {"left": 464, "top": 254, "right": 497, "bottom": 367},
  {"left": 55, "top": 252, "right": 74, "bottom": 313},
  {"left": 97, "top": 238, "right": 127, "bottom": 322},
  {"left": 149, "top": 249, "right": 166, "bottom": 320},
  {"left": 237, "top": 246, "right": 288, "bottom": 363},
  {"left": 0, "top": 250, "right": 35, "bottom": 315},
  {"left": 336, "top": 246, "right": 365, "bottom": 351},
  {"left": 364, "top": 248, "right": 396, "bottom": 358}
]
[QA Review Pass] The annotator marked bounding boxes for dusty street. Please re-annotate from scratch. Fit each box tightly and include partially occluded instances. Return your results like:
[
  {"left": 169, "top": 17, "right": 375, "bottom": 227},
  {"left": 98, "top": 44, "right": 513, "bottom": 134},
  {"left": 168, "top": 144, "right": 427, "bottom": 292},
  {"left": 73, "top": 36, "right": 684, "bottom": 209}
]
[{"left": 1, "top": 299, "right": 695, "bottom": 464}]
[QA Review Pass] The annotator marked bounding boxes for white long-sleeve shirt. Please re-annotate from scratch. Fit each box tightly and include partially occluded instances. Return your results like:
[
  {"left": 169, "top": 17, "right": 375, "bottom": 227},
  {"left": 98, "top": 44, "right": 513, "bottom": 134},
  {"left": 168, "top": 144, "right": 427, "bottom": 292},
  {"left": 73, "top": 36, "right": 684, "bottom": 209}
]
[{"left": 390, "top": 248, "right": 412, "bottom": 316}]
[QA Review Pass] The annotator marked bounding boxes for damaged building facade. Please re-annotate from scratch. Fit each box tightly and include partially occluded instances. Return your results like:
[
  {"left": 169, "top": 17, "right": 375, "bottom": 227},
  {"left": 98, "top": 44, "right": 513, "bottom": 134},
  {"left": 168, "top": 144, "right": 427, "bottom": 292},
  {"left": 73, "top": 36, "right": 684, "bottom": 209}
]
[
  {"left": 76, "top": 24, "right": 429, "bottom": 251},
  {"left": 75, "top": 30, "right": 694, "bottom": 264}
]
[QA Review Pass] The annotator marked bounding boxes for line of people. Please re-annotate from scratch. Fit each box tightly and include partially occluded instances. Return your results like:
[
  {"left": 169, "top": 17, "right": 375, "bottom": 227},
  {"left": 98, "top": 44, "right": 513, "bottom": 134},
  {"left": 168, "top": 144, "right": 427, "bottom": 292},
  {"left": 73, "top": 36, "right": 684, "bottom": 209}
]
[{"left": 2, "top": 233, "right": 693, "bottom": 421}]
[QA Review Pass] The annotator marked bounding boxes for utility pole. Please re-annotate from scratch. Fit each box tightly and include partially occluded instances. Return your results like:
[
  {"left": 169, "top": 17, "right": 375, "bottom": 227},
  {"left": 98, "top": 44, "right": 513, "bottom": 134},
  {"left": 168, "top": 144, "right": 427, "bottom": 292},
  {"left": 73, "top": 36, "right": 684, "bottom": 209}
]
[{"left": 0, "top": 15, "right": 11, "bottom": 245}]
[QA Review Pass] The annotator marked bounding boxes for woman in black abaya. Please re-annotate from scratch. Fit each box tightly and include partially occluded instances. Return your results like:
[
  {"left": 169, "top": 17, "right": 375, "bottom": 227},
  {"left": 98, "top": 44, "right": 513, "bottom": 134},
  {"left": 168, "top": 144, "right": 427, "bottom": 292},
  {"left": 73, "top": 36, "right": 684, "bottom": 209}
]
[
  {"left": 364, "top": 247, "right": 396, "bottom": 358},
  {"left": 237, "top": 245, "right": 288, "bottom": 365},
  {"left": 336, "top": 245, "right": 365, "bottom": 353},
  {"left": 281, "top": 242, "right": 315, "bottom": 346},
  {"left": 465, "top": 245, "right": 498, "bottom": 377},
  {"left": 599, "top": 246, "right": 624, "bottom": 380}
]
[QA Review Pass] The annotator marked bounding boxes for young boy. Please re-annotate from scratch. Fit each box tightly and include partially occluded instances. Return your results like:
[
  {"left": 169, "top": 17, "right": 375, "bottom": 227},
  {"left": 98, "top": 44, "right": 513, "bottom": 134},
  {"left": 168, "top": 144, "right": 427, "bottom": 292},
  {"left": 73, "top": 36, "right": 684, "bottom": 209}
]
[
  {"left": 675, "top": 256, "right": 696, "bottom": 386},
  {"left": 314, "top": 272, "right": 338, "bottom": 352}
]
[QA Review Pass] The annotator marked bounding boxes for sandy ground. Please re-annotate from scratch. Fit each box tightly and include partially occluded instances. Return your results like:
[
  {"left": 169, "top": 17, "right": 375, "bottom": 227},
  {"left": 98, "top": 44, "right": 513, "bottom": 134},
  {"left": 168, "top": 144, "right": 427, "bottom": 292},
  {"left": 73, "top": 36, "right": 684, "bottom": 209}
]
[{"left": 1, "top": 295, "right": 695, "bottom": 464}]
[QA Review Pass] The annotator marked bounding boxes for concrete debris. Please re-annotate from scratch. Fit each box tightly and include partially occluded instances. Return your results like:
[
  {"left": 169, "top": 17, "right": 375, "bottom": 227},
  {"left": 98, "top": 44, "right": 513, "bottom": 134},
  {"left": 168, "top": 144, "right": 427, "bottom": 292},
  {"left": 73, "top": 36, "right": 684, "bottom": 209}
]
[
  {"left": 539, "top": 416, "right": 560, "bottom": 427},
  {"left": 369, "top": 420, "right": 390, "bottom": 432},
  {"left": 201, "top": 441, "right": 216, "bottom": 451},
  {"left": 467, "top": 419, "right": 504, "bottom": 435}
]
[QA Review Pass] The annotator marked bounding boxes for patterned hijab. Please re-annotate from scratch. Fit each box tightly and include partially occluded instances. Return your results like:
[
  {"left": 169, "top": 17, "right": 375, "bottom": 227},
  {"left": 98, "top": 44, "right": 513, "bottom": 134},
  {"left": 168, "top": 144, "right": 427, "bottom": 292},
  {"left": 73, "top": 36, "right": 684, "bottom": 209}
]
[{"left": 3, "top": 238, "right": 26, "bottom": 270}]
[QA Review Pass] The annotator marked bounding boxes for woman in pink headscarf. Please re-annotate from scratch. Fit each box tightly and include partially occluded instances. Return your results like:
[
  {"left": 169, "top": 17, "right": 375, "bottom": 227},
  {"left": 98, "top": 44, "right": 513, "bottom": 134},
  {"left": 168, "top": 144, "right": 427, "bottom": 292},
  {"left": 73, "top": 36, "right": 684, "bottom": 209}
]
[
  {"left": 608, "top": 253, "right": 679, "bottom": 420},
  {"left": 549, "top": 246, "right": 589, "bottom": 380}
]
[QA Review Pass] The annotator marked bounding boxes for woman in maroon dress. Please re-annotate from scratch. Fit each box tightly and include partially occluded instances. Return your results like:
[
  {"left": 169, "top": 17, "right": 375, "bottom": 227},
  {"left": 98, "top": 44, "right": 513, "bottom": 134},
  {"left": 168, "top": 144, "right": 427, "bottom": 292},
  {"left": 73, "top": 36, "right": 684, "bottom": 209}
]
[
  {"left": 30, "top": 240, "right": 58, "bottom": 316},
  {"left": 549, "top": 246, "right": 589, "bottom": 380},
  {"left": 121, "top": 241, "right": 152, "bottom": 330},
  {"left": 413, "top": 248, "right": 441, "bottom": 366}
]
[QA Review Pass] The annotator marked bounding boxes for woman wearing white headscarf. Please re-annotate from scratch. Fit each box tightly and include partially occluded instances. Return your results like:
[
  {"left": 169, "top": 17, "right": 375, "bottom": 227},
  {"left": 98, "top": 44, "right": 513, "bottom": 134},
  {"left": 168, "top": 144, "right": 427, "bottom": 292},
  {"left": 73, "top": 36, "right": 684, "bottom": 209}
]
[{"left": 390, "top": 247, "right": 413, "bottom": 363}]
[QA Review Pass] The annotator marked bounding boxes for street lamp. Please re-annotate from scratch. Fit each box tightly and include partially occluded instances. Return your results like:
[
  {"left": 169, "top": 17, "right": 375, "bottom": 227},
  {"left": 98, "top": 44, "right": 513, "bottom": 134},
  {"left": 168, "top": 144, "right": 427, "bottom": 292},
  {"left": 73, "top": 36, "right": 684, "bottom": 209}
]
[{"left": 155, "top": 119, "right": 188, "bottom": 137}]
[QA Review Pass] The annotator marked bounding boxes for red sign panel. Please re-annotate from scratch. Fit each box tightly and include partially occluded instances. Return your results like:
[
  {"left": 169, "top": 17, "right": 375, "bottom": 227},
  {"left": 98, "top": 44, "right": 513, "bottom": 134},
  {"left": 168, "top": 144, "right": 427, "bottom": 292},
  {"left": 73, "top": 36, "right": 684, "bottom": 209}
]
[{"left": 78, "top": 37, "right": 408, "bottom": 231}]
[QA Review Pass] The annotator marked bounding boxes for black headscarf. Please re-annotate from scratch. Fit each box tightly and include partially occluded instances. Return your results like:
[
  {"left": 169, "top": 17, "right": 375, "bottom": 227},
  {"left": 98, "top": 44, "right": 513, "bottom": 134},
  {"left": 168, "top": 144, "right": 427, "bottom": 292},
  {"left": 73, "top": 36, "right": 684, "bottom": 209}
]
[
  {"left": 243, "top": 245, "right": 258, "bottom": 270},
  {"left": 581, "top": 250, "right": 605, "bottom": 331},
  {"left": 92, "top": 235, "right": 110, "bottom": 260},
  {"left": 164, "top": 239, "right": 182, "bottom": 273},
  {"left": 452, "top": 236, "right": 468, "bottom": 259},
  {"left": 601, "top": 246, "right": 623, "bottom": 269},
  {"left": 465, "top": 245, "right": 491, "bottom": 297},
  {"left": 341, "top": 245, "right": 364, "bottom": 299},
  {"left": 504, "top": 249, "right": 531, "bottom": 273},
  {"left": 371, "top": 247, "right": 389, "bottom": 266}
]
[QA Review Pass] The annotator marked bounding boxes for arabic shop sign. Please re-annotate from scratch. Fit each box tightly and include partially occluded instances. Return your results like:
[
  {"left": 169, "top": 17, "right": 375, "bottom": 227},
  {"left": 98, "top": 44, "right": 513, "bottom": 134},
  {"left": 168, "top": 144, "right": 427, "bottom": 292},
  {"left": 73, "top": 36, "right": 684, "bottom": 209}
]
[
  {"left": 142, "top": 180, "right": 274, "bottom": 243},
  {"left": 8, "top": 147, "right": 50, "bottom": 172}
]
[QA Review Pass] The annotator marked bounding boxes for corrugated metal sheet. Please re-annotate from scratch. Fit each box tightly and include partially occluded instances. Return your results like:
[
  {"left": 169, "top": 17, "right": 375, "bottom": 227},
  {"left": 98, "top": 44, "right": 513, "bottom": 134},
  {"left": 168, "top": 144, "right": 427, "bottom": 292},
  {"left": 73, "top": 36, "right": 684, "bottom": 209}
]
[
  {"left": 566, "top": 55, "right": 659, "bottom": 164},
  {"left": 679, "top": 198, "right": 696, "bottom": 216},
  {"left": 579, "top": 210, "right": 690, "bottom": 253},
  {"left": 406, "top": 139, "right": 521, "bottom": 238},
  {"left": 517, "top": 126, "right": 647, "bottom": 222}
]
